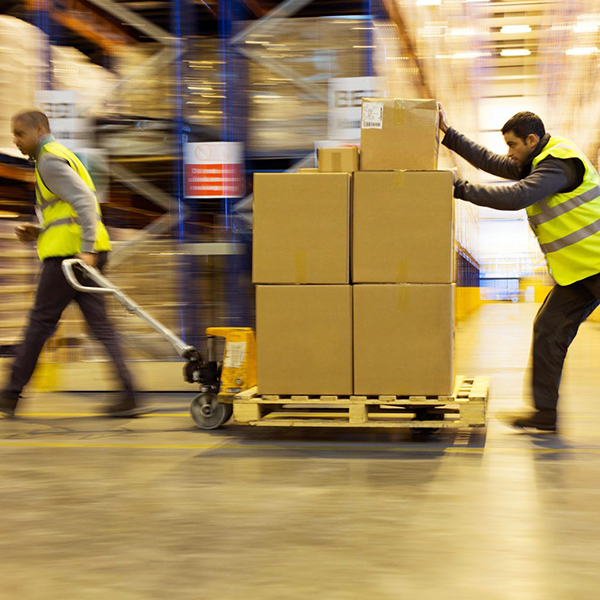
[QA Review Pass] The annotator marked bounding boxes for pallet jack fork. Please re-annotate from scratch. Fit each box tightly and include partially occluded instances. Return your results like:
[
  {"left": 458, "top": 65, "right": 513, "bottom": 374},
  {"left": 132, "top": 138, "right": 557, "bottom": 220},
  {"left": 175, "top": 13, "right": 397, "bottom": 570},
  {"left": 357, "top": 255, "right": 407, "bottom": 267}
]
[{"left": 62, "top": 259, "right": 257, "bottom": 429}]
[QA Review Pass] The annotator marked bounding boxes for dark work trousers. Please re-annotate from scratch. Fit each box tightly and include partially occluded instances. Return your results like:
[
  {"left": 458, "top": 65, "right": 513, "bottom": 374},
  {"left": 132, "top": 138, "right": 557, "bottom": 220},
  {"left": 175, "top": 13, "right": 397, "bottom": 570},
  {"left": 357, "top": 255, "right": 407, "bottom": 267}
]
[
  {"left": 532, "top": 272, "right": 600, "bottom": 411},
  {"left": 4, "top": 252, "right": 135, "bottom": 399}
]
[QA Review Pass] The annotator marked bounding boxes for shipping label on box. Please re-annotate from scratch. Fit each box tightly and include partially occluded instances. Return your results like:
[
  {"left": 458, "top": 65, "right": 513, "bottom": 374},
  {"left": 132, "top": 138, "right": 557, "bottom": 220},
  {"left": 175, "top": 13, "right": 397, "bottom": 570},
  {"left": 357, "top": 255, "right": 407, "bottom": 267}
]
[
  {"left": 353, "top": 171, "right": 454, "bottom": 284},
  {"left": 360, "top": 98, "right": 439, "bottom": 171},
  {"left": 361, "top": 101, "right": 384, "bottom": 129}
]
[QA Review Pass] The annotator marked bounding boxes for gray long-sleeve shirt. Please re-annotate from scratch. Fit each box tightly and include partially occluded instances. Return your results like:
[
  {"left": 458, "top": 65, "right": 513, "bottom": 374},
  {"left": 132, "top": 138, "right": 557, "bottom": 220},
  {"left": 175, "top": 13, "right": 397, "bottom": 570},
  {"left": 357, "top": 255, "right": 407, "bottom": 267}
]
[
  {"left": 35, "top": 135, "right": 97, "bottom": 253},
  {"left": 441, "top": 127, "right": 584, "bottom": 211}
]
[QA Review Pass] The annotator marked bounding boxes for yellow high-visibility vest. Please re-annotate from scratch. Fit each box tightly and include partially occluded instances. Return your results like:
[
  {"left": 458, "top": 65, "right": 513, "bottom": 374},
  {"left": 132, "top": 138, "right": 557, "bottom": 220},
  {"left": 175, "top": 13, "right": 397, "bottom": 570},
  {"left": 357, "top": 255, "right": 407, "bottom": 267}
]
[
  {"left": 35, "top": 140, "right": 111, "bottom": 261},
  {"left": 527, "top": 136, "right": 600, "bottom": 285}
]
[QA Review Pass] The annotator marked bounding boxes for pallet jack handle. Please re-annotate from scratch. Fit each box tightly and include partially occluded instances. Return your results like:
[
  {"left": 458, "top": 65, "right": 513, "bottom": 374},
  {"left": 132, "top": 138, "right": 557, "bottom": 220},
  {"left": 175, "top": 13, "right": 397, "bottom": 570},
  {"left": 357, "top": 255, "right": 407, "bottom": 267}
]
[{"left": 61, "top": 258, "right": 198, "bottom": 360}]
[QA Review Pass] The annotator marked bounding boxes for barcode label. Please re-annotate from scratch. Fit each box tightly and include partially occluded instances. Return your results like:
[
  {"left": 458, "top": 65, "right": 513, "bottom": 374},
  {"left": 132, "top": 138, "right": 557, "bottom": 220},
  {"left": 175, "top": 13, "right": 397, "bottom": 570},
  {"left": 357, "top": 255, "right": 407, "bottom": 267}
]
[{"left": 362, "top": 102, "right": 384, "bottom": 129}]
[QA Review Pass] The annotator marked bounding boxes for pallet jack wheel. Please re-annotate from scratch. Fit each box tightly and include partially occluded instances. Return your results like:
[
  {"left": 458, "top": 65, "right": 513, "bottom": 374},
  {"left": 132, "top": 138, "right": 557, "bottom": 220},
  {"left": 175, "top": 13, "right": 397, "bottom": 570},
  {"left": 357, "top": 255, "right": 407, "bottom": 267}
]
[
  {"left": 190, "top": 392, "right": 233, "bottom": 430},
  {"left": 411, "top": 410, "right": 443, "bottom": 438}
]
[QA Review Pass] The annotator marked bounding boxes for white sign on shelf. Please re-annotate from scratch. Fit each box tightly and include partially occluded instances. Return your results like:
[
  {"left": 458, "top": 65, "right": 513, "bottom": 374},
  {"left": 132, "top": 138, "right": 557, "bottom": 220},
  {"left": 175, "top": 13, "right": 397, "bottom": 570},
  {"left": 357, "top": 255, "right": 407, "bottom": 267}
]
[
  {"left": 34, "top": 90, "right": 90, "bottom": 152},
  {"left": 184, "top": 141, "right": 244, "bottom": 199},
  {"left": 328, "top": 76, "right": 383, "bottom": 141}
]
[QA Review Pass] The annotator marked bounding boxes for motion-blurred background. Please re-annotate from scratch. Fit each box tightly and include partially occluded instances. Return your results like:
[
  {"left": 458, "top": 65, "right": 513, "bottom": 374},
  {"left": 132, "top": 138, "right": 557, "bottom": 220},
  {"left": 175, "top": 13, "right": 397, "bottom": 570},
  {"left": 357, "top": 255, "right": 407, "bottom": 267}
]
[{"left": 0, "top": 0, "right": 598, "bottom": 390}]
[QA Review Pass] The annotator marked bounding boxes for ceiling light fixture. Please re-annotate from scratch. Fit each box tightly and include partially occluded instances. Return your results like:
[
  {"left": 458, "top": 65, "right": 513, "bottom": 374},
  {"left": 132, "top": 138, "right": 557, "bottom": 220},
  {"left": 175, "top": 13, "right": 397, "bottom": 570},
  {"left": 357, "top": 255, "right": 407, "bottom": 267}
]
[
  {"left": 416, "top": 0, "right": 441, "bottom": 6},
  {"left": 566, "top": 46, "right": 599, "bottom": 55},
  {"left": 500, "top": 25, "right": 532, "bottom": 34},
  {"left": 573, "top": 23, "right": 599, "bottom": 33},
  {"left": 500, "top": 49, "right": 531, "bottom": 56}
]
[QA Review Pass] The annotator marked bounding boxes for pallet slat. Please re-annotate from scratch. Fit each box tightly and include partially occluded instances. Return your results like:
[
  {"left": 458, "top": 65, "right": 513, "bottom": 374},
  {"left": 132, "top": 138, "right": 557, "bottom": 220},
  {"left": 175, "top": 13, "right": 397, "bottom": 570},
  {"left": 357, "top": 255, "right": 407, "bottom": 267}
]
[{"left": 232, "top": 376, "right": 489, "bottom": 429}]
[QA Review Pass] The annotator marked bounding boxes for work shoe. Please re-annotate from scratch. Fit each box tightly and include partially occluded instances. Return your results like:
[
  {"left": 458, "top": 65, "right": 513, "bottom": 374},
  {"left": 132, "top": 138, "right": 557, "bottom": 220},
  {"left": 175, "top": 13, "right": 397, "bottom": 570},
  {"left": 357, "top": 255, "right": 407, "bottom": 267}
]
[
  {"left": 506, "top": 409, "right": 557, "bottom": 432},
  {"left": 104, "top": 393, "right": 147, "bottom": 418},
  {"left": 0, "top": 393, "right": 19, "bottom": 418}
]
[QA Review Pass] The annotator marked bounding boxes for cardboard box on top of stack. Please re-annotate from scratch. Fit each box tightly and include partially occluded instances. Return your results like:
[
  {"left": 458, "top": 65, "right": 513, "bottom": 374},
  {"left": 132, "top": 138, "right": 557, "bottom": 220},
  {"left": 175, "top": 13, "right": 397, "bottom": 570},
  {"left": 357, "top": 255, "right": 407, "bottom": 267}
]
[
  {"left": 353, "top": 96, "right": 455, "bottom": 396},
  {"left": 360, "top": 98, "right": 439, "bottom": 171},
  {"left": 253, "top": 171, "right": 353, "bottom": 395},
  {"left": 317, "top": 146, "right": 360, "bottom": 173}
]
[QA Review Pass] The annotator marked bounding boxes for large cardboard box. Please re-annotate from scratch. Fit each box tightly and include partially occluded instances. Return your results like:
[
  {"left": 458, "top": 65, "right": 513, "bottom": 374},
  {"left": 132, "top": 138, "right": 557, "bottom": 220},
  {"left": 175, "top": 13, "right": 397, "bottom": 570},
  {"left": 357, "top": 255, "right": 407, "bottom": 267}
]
[
  {"left": 353, "top": 171, "right": 454, "bottom": 284},
  {"left": 318, "top": 147, "right": 359, "bottom": 173},
  {"left": 353, "top": 284, "right": 455, "bottom": 396},
  {"left": 256, "top": 285, "right": 353, "bottom": 395},
  {"left": 360, "top": 98, "right": 439, "bottom": 171},
  {"left": 253, "top": 173, "right": 350, "bottom": 284}
]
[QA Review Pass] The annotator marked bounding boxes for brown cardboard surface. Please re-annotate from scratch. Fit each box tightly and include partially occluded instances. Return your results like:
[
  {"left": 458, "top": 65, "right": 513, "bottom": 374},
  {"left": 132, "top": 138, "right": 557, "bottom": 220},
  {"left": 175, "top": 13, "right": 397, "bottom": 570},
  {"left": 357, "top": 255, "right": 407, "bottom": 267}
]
[
  {"left": 353, "top": 171, "right": 454, "bottom": 284},
  {"left": 318, "top": 147, "right": 359, "bottom": 173},
  {"left": 253, "top": 173, "right": 350, "bottom": 284},
  {"left": 360, "top": 98, "right": 439, "bottom": 171},
  {"left": 256, "top": 285, "right": 353, "bottom": 395},
  {"left": 353, "top": 284, "right": 455, "bottom": 396},
  {"left": 298, "top": 168, "right": 319, "bottom": 173}
]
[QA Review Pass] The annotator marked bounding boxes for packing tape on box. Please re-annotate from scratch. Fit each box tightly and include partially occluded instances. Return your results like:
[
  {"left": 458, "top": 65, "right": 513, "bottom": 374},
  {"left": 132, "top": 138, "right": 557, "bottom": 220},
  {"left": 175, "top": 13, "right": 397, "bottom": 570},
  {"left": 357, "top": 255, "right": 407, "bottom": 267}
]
[
  {"left": 295, "top": 251, "right": 307, "bottom": 284},
  {"left": 394, "top": 99, "right": 406, "bottom": 126},
  {"left": 396, "top": 260, "right": 408, "bottom": 283},
  {"left": 393, "top": 171, "right": 405, "bottom": 188},
  {"left": 332, "top": 151, "right": 342, "bottom": 172},
  {"left": 397, "top": 286, "right": 410, "bottom": 313}
]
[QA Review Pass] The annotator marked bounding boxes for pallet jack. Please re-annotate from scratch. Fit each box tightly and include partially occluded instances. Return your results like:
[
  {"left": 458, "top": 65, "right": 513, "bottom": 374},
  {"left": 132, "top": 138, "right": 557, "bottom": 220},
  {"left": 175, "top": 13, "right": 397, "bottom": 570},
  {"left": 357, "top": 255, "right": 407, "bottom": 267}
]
[{"left": 62, "top": 259, "right": 256, "bottom": 430}]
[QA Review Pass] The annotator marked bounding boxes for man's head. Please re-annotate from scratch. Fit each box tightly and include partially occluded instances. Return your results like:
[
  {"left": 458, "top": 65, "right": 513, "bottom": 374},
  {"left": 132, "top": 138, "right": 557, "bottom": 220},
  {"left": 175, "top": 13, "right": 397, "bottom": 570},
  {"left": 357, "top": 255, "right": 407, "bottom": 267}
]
[
  {"left": 501, "top": 111, "right": 546, "bottom": 169},
  {"left": 11, "top": 110, "right": 51, "bottom": 158}
]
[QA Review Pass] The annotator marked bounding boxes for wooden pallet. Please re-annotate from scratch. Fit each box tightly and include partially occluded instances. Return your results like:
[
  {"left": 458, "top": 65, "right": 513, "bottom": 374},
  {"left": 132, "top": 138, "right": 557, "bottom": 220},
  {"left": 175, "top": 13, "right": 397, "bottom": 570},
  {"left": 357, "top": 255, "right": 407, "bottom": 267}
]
[{"left": 231, "top": 376, "right": 489, "bottom": 429}]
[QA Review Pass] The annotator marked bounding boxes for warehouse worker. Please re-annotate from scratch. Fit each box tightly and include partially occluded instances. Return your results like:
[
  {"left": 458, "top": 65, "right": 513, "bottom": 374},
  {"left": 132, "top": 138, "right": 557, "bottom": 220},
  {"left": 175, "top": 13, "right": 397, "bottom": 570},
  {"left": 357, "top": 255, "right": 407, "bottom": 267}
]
[
  {"left": 0, "top": 109, "right": 142, "bottom": 418},
  {"left": 439, "top": 104, "right": 600, "bottom": 432}
]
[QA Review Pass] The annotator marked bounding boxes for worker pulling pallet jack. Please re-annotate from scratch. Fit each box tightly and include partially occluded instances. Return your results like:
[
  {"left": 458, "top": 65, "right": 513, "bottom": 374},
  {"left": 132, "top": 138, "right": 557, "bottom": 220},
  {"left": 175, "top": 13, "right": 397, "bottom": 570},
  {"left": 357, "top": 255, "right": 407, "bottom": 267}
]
[
  {"left": 0, "top": 109, "right": 144, "bottom": 418},
  {"left": 0, "top": 109, "right": 242, "bottom": 427}
]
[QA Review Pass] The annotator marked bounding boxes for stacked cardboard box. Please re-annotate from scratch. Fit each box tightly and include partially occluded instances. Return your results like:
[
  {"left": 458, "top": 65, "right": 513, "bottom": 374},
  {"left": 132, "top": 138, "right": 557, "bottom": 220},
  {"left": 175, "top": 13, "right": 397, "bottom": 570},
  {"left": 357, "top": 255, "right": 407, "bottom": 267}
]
[
  {"left": 356, "top": 98, "right": 454, "bottom": 396},
  {"left": 253, "top": 172, "right": 353, "bottom": 395},
  {"left": 254, "top": 98, "right": 454, "bottom": 396}
]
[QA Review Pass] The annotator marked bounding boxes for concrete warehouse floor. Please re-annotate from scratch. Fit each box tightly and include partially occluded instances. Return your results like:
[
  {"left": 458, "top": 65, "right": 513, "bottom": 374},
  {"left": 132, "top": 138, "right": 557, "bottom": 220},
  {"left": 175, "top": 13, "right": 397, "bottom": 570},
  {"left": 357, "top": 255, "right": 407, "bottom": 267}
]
[{"left": 1, "top": 302, "right": 600, "bottom": 599}]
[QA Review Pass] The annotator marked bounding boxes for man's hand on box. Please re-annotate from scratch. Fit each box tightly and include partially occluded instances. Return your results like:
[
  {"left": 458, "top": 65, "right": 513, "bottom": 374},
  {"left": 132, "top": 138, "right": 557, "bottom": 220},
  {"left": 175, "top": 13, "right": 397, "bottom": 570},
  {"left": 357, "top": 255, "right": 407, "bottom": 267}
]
[
  {"left": 438, "top": 102, "right": 450, "bottom": 134},
  {"left": 450, "top": 167, "right": 460, "bottom": 185}
]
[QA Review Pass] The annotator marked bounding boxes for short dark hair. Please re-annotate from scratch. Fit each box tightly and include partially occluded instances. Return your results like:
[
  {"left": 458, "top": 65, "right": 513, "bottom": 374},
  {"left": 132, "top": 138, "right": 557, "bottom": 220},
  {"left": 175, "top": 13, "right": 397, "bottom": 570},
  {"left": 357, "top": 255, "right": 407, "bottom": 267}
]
[
  {"left": 501, "top": 111, "right": 545, "bottom": 141},
  {"left": 11, "top": 109, "right": 51, "bottom": 132}
]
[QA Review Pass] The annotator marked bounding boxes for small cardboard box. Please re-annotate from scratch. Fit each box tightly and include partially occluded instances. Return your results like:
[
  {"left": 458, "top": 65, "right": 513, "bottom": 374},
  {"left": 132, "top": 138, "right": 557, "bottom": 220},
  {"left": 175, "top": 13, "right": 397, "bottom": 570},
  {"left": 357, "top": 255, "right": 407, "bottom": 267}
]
[
  {"left": 353, "top": 171, "right": 454, "bottom": 284},
  {"left": 318, "top": 147, "right": 360, "bottom": 173},
  {"left": 253, "top": 173, "right": 350, "bottom": 284},
  {"left": 360, "top": 98, "right": 439, "bottom": 171},
  {"left": 256, "top": 285, "right": 353, "bottom": 395},
  {"left": 353, "top": 284, "right": 455, "bottom": 396}
]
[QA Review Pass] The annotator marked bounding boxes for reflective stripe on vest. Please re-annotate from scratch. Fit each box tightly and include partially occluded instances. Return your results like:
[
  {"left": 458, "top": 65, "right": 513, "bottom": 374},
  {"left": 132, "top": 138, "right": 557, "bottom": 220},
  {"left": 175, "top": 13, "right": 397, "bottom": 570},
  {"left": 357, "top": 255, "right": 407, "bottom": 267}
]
[
  {"left": 43, "top": 216, "right": 76, "bottom": 230},
  {"left": 539, "top": 216, "right": 600, "bottom": 254},
  {"left": 527, "top": 136, "right": 600, "bottom": 285},
  {"left": 35, "top": 140, "right": 111, "bottom": 261},
  {"left": 528, "top": 185, "right": 600, "bottom": 227}
]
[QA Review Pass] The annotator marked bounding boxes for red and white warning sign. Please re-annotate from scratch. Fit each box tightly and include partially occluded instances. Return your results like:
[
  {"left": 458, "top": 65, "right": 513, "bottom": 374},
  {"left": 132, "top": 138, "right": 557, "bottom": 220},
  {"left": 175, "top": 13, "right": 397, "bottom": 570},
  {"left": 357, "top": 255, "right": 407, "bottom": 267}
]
[{"left": 184, "top": 142, "right": 244, "bottom": 198}]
